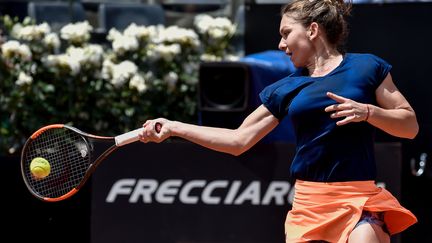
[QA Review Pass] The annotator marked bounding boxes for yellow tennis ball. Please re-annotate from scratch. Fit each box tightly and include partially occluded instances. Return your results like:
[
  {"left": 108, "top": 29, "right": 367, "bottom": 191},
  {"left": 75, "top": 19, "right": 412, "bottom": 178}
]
[{"left": 30, "top": 157, "right": 51, "bottom": 179}]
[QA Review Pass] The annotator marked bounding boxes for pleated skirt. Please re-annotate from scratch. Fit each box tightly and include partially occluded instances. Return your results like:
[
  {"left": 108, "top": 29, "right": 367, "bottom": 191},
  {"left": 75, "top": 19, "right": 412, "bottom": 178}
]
[{"left": 285, "top": 180, "right": 417, "bottom": 243}]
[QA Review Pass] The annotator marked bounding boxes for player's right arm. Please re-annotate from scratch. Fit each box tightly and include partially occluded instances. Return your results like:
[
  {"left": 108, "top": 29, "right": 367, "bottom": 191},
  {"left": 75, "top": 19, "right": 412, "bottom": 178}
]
[{"left": 140, "top": 105, "right": 279, "bottom": 156}]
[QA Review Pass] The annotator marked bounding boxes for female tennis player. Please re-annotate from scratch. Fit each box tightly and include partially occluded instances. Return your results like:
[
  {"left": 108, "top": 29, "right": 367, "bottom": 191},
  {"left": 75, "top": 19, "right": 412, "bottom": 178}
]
[{"left": 139, "top": 0, "right": 418, "bottom": 242}]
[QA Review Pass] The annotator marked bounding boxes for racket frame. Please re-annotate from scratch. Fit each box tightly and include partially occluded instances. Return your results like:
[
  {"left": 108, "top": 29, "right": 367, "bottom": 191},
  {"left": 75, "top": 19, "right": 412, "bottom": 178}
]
[
  {"left": 21, "top": 123, "right": 159, "bottom": 202},
  {"left": 21, "top": 124, "right": 117, "bottom": 202}
]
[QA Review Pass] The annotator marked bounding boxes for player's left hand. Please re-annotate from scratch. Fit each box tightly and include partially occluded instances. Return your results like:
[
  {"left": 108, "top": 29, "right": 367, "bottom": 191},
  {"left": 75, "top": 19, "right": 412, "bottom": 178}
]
[{"left": 324, "top": 92, "right": 369, "bottom": 126}]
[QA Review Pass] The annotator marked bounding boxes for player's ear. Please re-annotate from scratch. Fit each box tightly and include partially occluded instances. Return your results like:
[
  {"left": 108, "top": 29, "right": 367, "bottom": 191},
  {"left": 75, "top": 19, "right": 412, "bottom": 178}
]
[{"left": 308, "top": 22, "right": 319, "bottom": 40}]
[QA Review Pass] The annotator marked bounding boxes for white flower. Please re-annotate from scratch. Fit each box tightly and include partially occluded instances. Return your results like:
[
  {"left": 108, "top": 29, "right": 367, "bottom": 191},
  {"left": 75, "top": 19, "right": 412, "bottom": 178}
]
[
  {"left": 124, "top": 23, "right": 151, "bottom": 41},
  {"left": 101, "top": 59, "right": 114, "bottom": 80},
  {"left": 30, "top": 63, "right": 37, "bottom": 75},
  {"left": 147, "top": 43, "right": 181, "bottom": 62},
  {"left": 111, "top": 34, "right": 139, "bottom": 55},
  {"left": 10, "top": 23, "right": 23, "bottom": 39},
  {"left": 84, "top": 44, "right": 104, "bottom": 65},
  {"left": 182, "top": 63, "right": 199, "bottom": 85},
  {"left": 1, "top": 40, "right": 32, "bottom": 60},
  {"left": 109, "top": 60, "right": 138, "bottom": 88},
  {"left": 107, "top": 28, "right": 122, "bottom": 41},
  {"left": 144, "top": 71, "right": 154, "bottom": 80},
  {"left": 200, "top": 53, "right": 222, "bottom": 62},
  {"left": 60, "top": 54, "right": 81, "bottom": 75},
  {"left": 65, "top": 44, "right": 104, "bottom": 67},
  {"left": 147, "top": 25, "right": 166, "bottom": 43},
  {"left": 15, "top": 72, "right": 33, "bottom": 86},
  {"left": 164, "top": 71, "right": 178, "bottom": 91},
  {"left": 194, "top": 14, "right": 236, "bottom": 39},
  {"left": 15, "top": 22, "right": 51, "bottom": 41},
  {"left": 194, "top": 14, "right": 213, "bottom": 34},
  {"left": 156, "top": 26, "right": 200, "bottom": 48},
  {"left": 60, "top": 21, "right": 93, "bottom": 43},
  {"left": 43, "top": 33, "right": 61, "bottom": 51},
  {"left": 66, "top": 46, "right": 86, "bottom": 64},
  {"left": 61, "top": 48, "right": 91, "bottom": 75},
  {"left": 212, "top": 17, "right": 236, "bottom": 36},
  {"left": 129, "top": 74, "right": 147, "bottom": 93},
  {"left": 209, "top": 28, "right": 226, "bottom": 39},
  {"left": 42, "top": 54, "right": 81, "bottom": 76}
]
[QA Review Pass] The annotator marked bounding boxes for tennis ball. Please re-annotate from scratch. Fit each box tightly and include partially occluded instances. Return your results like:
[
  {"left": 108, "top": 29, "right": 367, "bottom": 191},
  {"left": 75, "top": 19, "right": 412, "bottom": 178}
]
[{"left": 30, "top": 157, "right": 51, "bottom": 179}]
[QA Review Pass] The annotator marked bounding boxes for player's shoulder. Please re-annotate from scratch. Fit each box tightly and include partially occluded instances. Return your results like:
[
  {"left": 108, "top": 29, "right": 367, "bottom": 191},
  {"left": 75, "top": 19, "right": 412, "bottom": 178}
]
[
  {"left": 346, "top": 52, "right": 388, "bottom": 64},
  {"left": 264, "top": 73, "right": 306, "bottom": 93},
  {"left": 260, "top": 73, "right": 314, "bottom": 104}
]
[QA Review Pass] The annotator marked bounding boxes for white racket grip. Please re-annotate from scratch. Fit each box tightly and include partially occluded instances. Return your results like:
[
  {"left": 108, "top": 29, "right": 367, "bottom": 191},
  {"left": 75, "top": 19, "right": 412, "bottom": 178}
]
[{"left": 115, "top": 127, "right": 144, "bottom": 147}]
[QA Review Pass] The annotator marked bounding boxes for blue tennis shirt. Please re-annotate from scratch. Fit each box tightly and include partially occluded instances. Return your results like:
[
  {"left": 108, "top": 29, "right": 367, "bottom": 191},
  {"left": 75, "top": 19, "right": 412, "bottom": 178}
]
[{"left": 259, "top": 53, "right": 392, "bottom": 182}]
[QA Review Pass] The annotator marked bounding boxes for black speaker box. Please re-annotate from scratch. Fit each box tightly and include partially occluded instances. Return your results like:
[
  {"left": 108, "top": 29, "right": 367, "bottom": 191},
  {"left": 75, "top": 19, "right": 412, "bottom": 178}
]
[{"left": 198, "top": 62, "right": 251, "bottom": 128}]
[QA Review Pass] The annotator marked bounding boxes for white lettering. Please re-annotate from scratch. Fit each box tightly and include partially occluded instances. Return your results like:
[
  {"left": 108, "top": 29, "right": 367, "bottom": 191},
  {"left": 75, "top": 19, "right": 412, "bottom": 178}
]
[
  {"left": 130, "top": 179, "right": 158, "bottom": 203},
  {"left": 224, "top": 180, "right": 241, "bottom": 204},
  {"left": 106, "top": 178, "right": 136, "bottom": 203},
  {"left": 156, "top": 179, "right": 182, "bottom": 204},
  {"left": 262, "top": 181, "right": 290, "bottom": 205},
  {"left": 234, "top": 181, "right": 260, "bottom": 205},
  {"left": 202, "top": 180, "right": 228, "bottom": 204},
  {"left": 105, "top": 179, "right": 293, "bottom": 206},
  {"left": 179, "top": 180, "right": 206, "bottom": 204}
]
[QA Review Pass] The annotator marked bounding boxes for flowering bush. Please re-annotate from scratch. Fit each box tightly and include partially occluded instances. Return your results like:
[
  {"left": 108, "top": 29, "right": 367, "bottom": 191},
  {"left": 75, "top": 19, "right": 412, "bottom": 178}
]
[{"left": 0, "top": 14, "right": 239, "bottom": 155}]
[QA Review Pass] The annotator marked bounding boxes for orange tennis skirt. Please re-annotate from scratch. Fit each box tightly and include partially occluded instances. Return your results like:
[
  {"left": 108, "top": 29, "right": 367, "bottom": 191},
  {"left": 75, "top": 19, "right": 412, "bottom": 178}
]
[{"left": 285, "top": 180, "right": 417, "bottom": 243}]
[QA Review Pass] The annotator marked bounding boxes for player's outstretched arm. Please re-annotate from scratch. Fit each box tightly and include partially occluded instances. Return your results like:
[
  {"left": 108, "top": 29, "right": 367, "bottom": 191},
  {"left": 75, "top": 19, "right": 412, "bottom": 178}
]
[{"left": 139, "top": 105, "right": 279, "bottom": 156}]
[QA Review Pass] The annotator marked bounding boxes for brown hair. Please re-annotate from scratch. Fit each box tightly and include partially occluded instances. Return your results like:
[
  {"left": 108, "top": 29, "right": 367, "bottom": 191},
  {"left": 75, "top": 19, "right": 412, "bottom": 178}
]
[{"left": 281, "top": 0, "right": 352, "bottom": 52}]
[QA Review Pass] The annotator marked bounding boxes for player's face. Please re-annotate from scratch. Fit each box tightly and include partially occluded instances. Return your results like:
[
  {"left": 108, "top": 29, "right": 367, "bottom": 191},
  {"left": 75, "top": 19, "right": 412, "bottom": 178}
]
[{"left": 278, "top": 14, "right": 313, "bottom": 68}]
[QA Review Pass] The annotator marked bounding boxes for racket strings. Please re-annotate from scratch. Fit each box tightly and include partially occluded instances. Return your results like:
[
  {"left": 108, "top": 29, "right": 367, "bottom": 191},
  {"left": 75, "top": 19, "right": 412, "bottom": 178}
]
[{"left": 23, "top": 128, "right": 91, "bottom": 198}]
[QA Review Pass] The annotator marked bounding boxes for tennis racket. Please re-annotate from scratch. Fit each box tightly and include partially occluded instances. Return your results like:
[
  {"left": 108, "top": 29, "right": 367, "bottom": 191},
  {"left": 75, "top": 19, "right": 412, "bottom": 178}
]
[{"left": 20, "top": 123, "right": 161, "bottom": 202}]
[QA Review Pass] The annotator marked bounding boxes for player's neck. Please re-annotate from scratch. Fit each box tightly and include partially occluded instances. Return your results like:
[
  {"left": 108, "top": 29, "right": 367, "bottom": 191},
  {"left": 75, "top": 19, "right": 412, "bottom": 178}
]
[{"left": 308, "top": 51, "right": 343, "bottom": 77}]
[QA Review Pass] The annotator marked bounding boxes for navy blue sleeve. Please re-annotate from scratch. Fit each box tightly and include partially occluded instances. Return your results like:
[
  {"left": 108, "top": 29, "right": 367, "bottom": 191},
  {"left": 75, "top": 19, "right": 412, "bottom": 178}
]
[
  {"left": 259, "top": 76, "right": 313, "bottom": 120},
  {"left": 259, "top": 78, "right": 286, "bottom": 120},
  {"left": 371, "top": 54, "right": 392, "bottom": 89}
]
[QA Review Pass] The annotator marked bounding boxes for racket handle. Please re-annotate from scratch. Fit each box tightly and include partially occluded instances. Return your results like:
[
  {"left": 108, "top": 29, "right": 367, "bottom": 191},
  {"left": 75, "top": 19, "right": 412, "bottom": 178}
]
[
  {"left": 115, "top": 127, "right": 144, "bottom": 147},
  {"left": 115, "top": 123, "right": 162, "bottom": 147}
]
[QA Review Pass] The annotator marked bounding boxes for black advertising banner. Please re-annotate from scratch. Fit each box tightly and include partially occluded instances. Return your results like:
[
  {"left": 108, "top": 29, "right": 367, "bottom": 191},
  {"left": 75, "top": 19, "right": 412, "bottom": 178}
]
[{"left": 91, "top": 141, "right": 401, "bottom": 243}]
